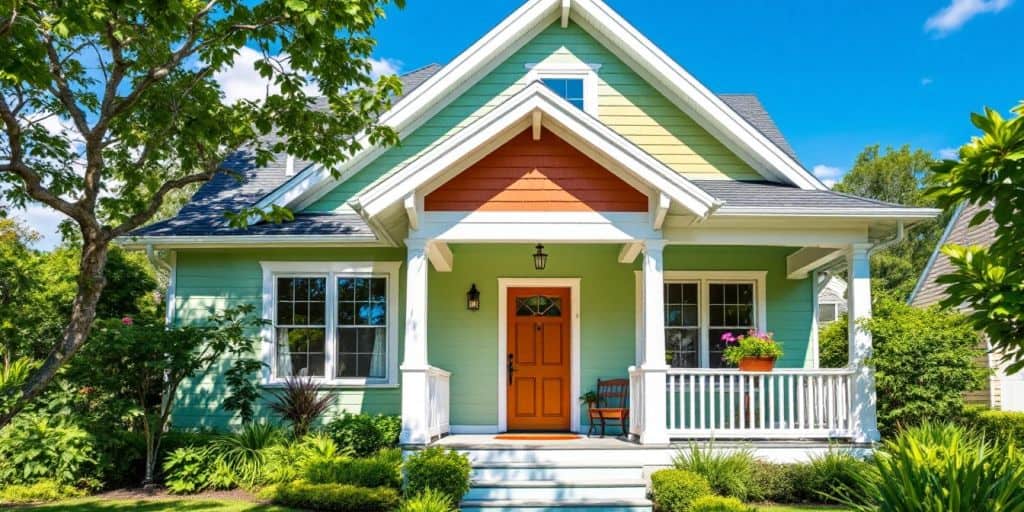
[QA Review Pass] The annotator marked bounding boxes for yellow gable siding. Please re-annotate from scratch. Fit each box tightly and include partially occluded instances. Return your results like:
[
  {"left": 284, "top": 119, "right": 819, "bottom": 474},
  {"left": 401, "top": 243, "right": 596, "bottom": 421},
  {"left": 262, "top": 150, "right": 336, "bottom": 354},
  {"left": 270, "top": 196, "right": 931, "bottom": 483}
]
[{"left": 306, "top": 22, "right": 759, "bottom": 212}]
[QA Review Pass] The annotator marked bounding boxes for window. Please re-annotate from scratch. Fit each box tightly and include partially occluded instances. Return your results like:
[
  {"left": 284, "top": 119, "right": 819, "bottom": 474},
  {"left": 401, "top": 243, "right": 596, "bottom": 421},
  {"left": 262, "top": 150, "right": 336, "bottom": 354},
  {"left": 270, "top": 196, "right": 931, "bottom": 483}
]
[
  {"left": 659, "top": 272, "right": 766, "bottom": 369},
  {"left": 818, "top": 303, "right": 839, "bottom": 324},
  {"left": 261, "top": 262, "right": 400, "bottom": 386},
  {"left": 541, "top": 78, "right": 585, "bottom": 110}
]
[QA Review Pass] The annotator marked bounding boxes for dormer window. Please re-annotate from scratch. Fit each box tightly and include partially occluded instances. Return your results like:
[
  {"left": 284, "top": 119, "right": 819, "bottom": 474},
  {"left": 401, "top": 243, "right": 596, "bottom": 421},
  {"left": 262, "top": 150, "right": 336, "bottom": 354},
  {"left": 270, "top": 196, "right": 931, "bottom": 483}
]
[{"left": 542, "top": 78, "right": 585, "bottom": 110}]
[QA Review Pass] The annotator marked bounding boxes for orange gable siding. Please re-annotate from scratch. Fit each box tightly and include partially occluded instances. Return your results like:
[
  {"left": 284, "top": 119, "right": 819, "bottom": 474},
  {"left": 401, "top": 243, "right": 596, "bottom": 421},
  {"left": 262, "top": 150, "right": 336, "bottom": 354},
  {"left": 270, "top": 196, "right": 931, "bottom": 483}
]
[{"left": 424, "top": 128, "right": 648, "bottom": 212}]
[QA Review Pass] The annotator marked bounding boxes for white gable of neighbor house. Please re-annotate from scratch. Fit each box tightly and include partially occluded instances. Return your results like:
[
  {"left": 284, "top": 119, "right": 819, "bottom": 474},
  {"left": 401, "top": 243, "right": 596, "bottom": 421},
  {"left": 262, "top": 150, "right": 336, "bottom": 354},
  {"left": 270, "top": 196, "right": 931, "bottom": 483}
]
[{"left": 255, "top": 0, "right": 825, "bottom": 221}]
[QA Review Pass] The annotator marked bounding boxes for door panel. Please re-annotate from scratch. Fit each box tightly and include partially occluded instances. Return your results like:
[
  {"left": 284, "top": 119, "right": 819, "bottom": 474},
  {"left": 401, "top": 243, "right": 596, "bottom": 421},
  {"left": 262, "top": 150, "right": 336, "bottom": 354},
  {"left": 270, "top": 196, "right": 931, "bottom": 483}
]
[{"left": 507, "top": 287, "right": 571, "bottom": 431}]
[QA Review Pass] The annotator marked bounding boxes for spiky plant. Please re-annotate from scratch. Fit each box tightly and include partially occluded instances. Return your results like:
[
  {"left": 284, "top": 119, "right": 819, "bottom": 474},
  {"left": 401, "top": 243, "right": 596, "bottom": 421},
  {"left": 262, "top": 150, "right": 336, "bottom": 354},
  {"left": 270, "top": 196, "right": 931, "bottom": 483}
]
[
  {"left": 267, "top": 377, "right": 335, "bottom": 438},
  {"left": 209, "top": 422, "right": 284, "bottom": 487}
]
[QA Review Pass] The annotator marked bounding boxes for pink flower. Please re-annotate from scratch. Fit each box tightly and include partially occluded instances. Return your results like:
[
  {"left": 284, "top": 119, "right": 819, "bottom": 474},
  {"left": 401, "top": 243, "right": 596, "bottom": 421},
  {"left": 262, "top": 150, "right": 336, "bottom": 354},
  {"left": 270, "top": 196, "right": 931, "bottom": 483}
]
[
  {"left": 121, "top": 316, "right": 133, "bottom": 326},
  {"left": 720, "top": 332, "right": 737, "bottom": 344}
]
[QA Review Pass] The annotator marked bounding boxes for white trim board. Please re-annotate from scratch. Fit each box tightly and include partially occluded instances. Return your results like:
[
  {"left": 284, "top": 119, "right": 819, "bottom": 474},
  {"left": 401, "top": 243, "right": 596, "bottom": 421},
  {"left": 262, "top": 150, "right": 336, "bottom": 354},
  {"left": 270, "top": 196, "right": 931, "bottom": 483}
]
[
  {"left": 255, "top": 0, "right": 827, "bottom": 220},
  {"left": 497, "top": 278, "right": 582, "bottom": 433}
]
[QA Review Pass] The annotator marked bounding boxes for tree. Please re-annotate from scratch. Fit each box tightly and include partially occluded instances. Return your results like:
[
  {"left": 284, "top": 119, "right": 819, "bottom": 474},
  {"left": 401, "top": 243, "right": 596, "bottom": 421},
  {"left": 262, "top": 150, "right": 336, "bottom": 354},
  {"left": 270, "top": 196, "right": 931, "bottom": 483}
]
[
  {"left": 67, "top": 305, "right": 265, "bottom": 485},
  {"left": 0, "top": 0, "right": 404, "bottom": 426},
  {"left": 928, "top": 102, "right": 1024, "bottom": 374},
  {"left": 0, "top": 219, "right": 40, "bottom": 369},
  {"left": 833, "top": 145, "right": 948, "bottom": 300}
]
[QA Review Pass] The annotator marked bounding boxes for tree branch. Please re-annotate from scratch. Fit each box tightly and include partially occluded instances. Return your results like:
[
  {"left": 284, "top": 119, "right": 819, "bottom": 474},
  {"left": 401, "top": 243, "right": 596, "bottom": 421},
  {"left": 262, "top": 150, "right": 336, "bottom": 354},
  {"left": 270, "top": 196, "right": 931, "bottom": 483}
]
[
  {"left": 107, "top": 166, "right": 223, "bottom": 237},
  {"left": 41, "top": 34, "right": 90, "bottom": 136}
]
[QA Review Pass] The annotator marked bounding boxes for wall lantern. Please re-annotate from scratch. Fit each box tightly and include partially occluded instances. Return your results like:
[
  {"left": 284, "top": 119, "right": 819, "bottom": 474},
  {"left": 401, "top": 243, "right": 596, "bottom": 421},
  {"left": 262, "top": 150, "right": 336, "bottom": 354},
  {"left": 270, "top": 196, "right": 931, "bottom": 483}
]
[
  {"left": 466, "top": 283, "right": 481, "bottom": 311},
  {"left": 533, "top": 243, "right": 548, "bottom": 271}
]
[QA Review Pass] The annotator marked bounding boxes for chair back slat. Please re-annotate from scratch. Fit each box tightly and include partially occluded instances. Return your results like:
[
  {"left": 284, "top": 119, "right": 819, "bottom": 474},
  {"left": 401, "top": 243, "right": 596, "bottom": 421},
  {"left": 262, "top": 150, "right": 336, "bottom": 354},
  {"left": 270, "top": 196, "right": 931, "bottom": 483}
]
[{"left": 597, "top": 378, "right": 630, "bottom": 409}]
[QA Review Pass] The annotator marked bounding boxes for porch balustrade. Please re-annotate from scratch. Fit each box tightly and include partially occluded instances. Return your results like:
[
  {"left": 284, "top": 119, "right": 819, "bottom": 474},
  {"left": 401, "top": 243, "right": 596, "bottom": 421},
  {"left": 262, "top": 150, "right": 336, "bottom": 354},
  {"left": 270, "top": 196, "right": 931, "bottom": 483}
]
[
  {"left": 630, "top": 367, "right": 856, "bottom": 439},
  {"left": 426, "top": 366, "right": 452, "bottom": 439}
]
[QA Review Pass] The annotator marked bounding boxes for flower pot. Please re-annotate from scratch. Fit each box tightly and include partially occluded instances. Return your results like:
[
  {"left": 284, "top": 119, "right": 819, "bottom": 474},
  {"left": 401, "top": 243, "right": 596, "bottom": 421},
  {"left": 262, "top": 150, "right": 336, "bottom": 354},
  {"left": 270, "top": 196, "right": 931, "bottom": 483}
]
[{"left": 738, "top": 356, "right": 776, "bottom": 372}]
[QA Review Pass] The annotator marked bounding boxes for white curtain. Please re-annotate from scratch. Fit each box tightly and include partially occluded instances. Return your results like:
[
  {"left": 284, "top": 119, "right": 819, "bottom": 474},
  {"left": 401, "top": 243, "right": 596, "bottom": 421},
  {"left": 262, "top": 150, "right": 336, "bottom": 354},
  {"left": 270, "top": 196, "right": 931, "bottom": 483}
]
[
  {"left": 369, "top": 328, "right": 386, "bottom": 378},
  {"left": 277, "top": 328, "right": 293, "bottom": 377}
]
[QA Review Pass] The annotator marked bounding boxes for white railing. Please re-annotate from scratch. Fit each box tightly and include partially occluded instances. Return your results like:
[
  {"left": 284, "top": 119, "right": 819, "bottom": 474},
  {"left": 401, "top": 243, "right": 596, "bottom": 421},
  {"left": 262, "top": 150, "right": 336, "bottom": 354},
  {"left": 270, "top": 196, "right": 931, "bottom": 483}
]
[
  {"left": 664, "top": 368, "right": 855, "bottom": 439},
  {"left": 628, "top": 366, "right": 644, "bottom": 437},
  {"left": 426, "top": 366, "right": 451, "bottom": 439}
]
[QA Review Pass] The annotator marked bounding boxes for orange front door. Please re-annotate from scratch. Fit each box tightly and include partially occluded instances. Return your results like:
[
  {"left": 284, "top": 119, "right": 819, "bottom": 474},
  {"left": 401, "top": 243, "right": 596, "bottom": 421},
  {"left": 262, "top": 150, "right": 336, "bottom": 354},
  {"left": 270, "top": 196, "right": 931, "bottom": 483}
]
[{"left": 507, "top": 287, "right": 571, "bottom": 431}]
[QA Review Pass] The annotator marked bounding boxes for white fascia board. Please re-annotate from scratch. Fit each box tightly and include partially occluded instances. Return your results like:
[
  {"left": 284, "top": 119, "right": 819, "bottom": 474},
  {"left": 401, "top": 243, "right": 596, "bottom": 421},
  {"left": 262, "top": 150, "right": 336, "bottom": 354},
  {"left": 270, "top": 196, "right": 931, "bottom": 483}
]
[
  {"left": 714, "top": 206, "right": 943, "bottom": 220},
  {"left": 570, "top": 0, "right": 825, "bottom": 190},
  {"left": 358, "top": 83, "right": 718, "bottom": 219},
  {"left": 118, "top": 235, "right": 383, "bottom": 250}
]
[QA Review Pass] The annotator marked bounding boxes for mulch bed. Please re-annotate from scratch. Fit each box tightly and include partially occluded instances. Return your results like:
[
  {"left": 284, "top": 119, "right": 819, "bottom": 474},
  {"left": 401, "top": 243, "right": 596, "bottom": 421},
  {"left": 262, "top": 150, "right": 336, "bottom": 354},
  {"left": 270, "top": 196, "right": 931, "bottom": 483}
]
[{"left": 91, "top": 488, "right": 259, "bottom": 502}]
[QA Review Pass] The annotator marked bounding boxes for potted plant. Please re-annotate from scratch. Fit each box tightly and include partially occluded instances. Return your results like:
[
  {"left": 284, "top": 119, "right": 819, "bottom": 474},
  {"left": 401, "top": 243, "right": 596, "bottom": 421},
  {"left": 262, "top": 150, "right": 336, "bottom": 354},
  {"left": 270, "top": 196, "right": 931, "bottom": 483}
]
[
  {"left": 721, "top": 330, "right": 783, "bottom": 371},
  {"left": 579, "top": 390, "right": 599, "bottom": 409}
]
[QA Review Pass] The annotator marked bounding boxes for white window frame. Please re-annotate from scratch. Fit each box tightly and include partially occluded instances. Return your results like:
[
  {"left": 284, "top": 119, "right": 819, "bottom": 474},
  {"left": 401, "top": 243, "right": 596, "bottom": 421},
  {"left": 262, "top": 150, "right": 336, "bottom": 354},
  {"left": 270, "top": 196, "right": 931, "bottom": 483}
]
[
  {"left": 663, "top": 271, "right": 768, "bottom": 368},
  {"left": 818, "top": 302, "right": 840, "bottom": 324},
  {"left": 525, "top": 62, "right": 601, "bottom": 116},
  {"left": 260, "top": 261, "right": 401, "bottom": 387}
]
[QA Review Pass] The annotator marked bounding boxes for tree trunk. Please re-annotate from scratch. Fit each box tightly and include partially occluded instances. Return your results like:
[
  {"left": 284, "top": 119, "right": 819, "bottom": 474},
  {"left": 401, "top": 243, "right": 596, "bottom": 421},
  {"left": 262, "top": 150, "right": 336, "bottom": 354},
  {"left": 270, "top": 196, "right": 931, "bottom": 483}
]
[{"left": 0, "top": 236, "right": 109, "bottom": 428}]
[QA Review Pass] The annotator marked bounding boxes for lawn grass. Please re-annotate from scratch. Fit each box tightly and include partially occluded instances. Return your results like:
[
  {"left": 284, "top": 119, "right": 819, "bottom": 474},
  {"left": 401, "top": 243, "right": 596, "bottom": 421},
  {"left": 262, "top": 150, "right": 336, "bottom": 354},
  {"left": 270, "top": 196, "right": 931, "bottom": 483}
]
[
  {"left": 9, "top": 498, "right": 301, "bottom": 511},
  {"left": 758, "top": 505, "right": 851, "bottom": 511}
]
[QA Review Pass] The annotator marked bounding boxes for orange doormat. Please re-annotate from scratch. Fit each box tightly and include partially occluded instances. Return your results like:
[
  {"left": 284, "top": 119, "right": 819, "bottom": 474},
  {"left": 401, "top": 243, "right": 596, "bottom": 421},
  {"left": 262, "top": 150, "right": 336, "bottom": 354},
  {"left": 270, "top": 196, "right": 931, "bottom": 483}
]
[{"left": 494, "top": 433, "right": 581, "bottom": 441}]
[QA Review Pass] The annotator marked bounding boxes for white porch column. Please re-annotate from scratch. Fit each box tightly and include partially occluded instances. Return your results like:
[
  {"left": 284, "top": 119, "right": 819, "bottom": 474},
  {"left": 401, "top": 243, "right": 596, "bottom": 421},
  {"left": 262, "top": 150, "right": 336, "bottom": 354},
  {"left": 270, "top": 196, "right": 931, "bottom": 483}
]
[
  {"left": 639, "top": 239, "right": 670, "bottom": 445},
  {"left": 400, "top": 238, "right": 431, "bottom": 445},
  {"left": 847, "top": 243, "right": 880, "bottom": 442}
]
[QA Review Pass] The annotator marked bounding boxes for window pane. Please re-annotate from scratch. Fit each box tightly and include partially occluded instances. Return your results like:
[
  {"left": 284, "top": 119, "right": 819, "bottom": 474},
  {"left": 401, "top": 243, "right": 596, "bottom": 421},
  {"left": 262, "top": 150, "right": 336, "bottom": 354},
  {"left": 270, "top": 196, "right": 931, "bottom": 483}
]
[
  {"left": 819, "top": 303, "right": 838, "bottom": 323},
  {"left": 666, "top": 328, "right": 698, "bottom": 368},
  {"left": 276, "top": 327, "right": 326, "bottom": 378},
  {"left": 275, "top": 277, "right": 326, "bottom": 327},
  {"left": 337, "top": 326, "right": 387, "bottom": 379},
  {"left": 278, "top": 278, "right": 294, "bottom": 300},
  {"left": 541, "top": 78, "right": 584, "bottom": 110},
  {"left": 708, "top": 282, "right": 756, "bottom": 368}
]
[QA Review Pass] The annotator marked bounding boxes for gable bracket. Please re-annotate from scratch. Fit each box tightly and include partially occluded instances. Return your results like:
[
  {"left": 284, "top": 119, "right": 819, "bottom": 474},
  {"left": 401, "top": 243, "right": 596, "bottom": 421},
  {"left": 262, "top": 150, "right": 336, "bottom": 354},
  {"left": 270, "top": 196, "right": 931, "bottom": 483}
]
[
  {"left": 426, "top": 241, "right": 454, "bottom": 272},
  {"left": 561, "top": 0, "right": 571, "bottom": 28},
  {"left": 404, "top": 194, "right": 420, "bottom": 231},
  {"left": 787, "top": 247, "right": 845, "bottom": 280},
  {"left": 651, "top": 192, "right": 670, "bottom": 230},
  {"left": 532, "top": 110, "right": 543, "bottom": 140},
  {"left": 618, "top": 241, "right": 643, "bottom": 264}
]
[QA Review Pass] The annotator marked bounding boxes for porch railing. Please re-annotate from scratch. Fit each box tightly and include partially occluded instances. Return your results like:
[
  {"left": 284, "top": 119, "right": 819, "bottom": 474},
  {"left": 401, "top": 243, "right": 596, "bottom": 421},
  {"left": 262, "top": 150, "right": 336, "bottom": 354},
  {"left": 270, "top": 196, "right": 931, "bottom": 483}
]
[
  {"left": 664, "top": 368, "right": 855, "bottom": 439},
  {"left": 426, "top": 366, "right": 451, "bottom": 439},
  {"left": 628, "top": 367, "right": 644, "bottom": 437}
]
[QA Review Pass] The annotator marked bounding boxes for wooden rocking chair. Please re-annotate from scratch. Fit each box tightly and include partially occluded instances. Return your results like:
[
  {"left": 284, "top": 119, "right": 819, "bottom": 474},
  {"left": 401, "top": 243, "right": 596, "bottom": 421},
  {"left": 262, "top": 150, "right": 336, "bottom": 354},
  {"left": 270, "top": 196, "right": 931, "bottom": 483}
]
[{"left": 586, "top": 378, "right": 630, "bottom": 438}]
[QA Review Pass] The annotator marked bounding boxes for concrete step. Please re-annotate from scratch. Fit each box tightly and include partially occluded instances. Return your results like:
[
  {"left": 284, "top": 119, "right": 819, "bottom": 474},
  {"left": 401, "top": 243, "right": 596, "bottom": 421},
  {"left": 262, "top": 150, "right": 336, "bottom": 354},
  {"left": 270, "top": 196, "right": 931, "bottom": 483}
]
[
  {"left": 460, "top": 448, "right": 674, "bottom": 466},
  {"left": 465, "top": 479, "right": 648, "bottom": 501},
  {"left": 460, "top": 498, "right": 653, "bottom": 512},
  {"left": 471, "top": 462, "right": 644, "bottom": 482}
]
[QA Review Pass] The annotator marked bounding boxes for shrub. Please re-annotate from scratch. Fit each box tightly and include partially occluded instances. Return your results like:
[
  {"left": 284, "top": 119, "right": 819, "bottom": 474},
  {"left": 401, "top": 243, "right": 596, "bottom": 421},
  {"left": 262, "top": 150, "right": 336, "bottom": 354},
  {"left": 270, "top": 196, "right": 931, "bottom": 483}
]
[
  {"left": 819, "top": 298, "right": 987, "bottom": 436},
  {"left": 748, "top": 462, "right": 797, "bottom": 503},
  {"left": 672, "top": 443, "right": 756, "bottom": 500},
  {"left": 802, "top": 449, "right": 875, "bottom": 506},
  {"left": 0, "top": 481, "right": 86, "bottom": 504},
  {"left": 398, "top": 488, "right": 455, "bottom": 512},
  {"left": 848, "top": 422, "right": 1024, "bottom": 511},
  {"left": 649, "top": 468, "right": 712, "bottom": 512},
  {"left": 258, "top": 434, "right": 346, "bottom": 486},
  {"left": 324, "top": 412, "right": 401, "bottom": 457},
  {"left": 269, "top": 481, "right": 400, "bottom": 512},
  {"left": 267, "top": 377, "right": 335, "bottom": 438},
  {"left": 688, "top": 495, "right": 756, "bottom": 512},
  {"left": 162, "top": 446, "right": 215, "bottom": 494},
  {"left": 0, "top": 413, "right": 97, "bottom": 489},
  {"left": 209, "top": 423, "right": 284, "bottom": 487},
  {"left": 305, "top": 454, "right": 402, "bottom": 489},
  {"left": 403, "top": 447, "right": 471, "bottom": 504},
  {"left": 959, "top": 406, "right": 1024, "bottom": 445}
]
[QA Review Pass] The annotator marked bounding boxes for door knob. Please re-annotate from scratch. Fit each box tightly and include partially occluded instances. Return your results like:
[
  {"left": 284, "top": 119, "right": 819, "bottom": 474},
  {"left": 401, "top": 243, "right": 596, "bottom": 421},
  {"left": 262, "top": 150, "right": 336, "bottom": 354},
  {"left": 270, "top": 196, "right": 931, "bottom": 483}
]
[{"left": 507, "top": 353, "right": 515, "bottom": 386}]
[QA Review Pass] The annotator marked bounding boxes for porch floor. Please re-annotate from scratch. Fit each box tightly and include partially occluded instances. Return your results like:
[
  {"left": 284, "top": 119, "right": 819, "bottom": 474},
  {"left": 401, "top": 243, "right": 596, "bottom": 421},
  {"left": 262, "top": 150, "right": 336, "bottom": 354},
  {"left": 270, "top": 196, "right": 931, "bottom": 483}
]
[{"left": 429, "top": 434, "right": 872, "bottom": 451}]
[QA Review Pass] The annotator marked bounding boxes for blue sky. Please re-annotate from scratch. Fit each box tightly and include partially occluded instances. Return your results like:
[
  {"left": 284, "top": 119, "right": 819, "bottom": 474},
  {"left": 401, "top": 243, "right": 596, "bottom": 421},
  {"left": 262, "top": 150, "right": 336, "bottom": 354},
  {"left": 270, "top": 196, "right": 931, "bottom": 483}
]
[
  {"left": 368, "top": 0, "right": 1022, "bottom": 185},
  {"left": 12, "top": 0, "right": 1023, "bottom": 249}
]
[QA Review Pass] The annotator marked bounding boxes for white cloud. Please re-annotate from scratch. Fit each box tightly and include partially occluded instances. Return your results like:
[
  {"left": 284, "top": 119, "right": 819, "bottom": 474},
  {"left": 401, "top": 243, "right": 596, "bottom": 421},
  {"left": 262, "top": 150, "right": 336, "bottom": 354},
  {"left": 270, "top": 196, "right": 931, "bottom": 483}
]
[
  {"left": 812, "top": 164, "right": 844, "bottom": 188},
  {"left": 938, "top": 147, "right": 960, "bottom": 160},
  {"left": 925, "top": 0, "right": 1013, "bottom": 36},
  {"left": 921, "top": 77, "right": 934, "bottom": 86},
  {"left": 367, "top": 57, "right": 403, "bottom": 79},
  {"left": 213, "top": 47, "right": 320, "bottom": 103}
]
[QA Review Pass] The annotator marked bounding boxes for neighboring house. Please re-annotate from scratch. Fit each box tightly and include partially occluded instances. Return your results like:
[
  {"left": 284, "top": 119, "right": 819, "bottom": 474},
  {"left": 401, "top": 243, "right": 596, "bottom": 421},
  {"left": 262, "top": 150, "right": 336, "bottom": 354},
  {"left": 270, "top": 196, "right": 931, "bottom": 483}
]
[
  {"left": 817, "top": 276, "right": 848, "bottom": 326},
  {"left": 910, "top": 202, "right": 1023, "bottom": 412},
  {"left": 124, "top": 2, "right": 938, "bottom": 507}
]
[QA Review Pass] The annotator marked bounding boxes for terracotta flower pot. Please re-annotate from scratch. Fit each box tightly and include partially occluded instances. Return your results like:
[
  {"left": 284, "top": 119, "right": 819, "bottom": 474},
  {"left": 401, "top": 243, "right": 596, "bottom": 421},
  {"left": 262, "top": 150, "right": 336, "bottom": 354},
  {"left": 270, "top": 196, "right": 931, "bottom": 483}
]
[{"left": 738, "top": 356, "right": 776, "bottom": 372}]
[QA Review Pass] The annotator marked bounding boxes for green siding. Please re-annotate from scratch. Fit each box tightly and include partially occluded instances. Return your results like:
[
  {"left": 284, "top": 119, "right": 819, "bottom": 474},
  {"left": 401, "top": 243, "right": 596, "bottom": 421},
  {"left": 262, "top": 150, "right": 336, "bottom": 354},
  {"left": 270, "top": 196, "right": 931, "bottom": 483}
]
[
  {"left": 306, "top": 22, "right": 759, "bottom": 213},
  {"left": 169, "top": 245, "right": 810, "bottom": 431}
]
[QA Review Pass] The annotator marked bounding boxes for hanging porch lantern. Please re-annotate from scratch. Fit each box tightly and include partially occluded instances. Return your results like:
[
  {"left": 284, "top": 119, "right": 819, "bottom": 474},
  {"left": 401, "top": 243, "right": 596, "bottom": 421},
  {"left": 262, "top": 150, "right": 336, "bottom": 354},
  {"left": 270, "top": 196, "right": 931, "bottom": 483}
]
[
  {"left": 466, "top": 283, "right": 481, "bottom": 311},
  {"left": 533, "top": 243, "right": 548, "bottom": 271}
]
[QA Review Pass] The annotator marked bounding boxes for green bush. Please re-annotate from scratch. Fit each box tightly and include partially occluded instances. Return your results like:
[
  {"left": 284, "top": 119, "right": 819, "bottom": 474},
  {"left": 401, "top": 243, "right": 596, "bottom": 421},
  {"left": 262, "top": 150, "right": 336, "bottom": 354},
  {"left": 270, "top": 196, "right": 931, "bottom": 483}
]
[
  {"left": 848, "top": 422, "right": 1024, "bottom": 511},
  {"left": 959, "top": 406, "right": 1024, "bottom": 445},
  {"left": 209, "top": 423, "right": 285, "bottom": 487},
  {"left": 801, "top": 450, "right": 875, "bottom": 506},
  {"left": 672, "top": 443, "right": 756, "bottom": 500},
  {"left": 398, "top": 488, "right": 455, "bottom": 512},
  {"left": 748, "top": 462, "right": 798, "bottom": 503},
  {"left": 688, "top": 495, "right": 756, "bottom": 512},
  {"left": 304, "top": 453, "right": 402, "bottom": 489},
  {"left": 820, "top": 298, "right": 987, "bottom": 436},
  {"left": 403, "top": 447, "right": 471, "bottom": 504},
  {"left": 257, "top": 433, "right": 345, "bottom": 486},
  {"left": 0, "top": 481, "right": 86, "bottom": 504},
  {"left": 649, "top": 468, "right": 712, "bottom": 512},
  {"left": 324, "top": 413, "right": 401, "bottom": 457},
  {"left": 162, "top": 446, "right": 215, "bottom": 494},
  {"left": 0, "top": 413, "right": 98, "bottom": 489},
  {"left": 269, "top": 481, "right": 400, "bottom": 512}
]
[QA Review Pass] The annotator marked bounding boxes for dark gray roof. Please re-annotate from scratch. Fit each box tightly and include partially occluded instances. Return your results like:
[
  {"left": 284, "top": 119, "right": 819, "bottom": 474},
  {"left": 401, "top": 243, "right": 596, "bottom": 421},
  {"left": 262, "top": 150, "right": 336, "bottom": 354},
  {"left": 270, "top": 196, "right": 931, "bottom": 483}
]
[
  {"left": 131, "top": 212, "right": 372, "bottom": 238},
  {"left": 718, "top": 94, "right": 799, "bottom": 163},
  {"left": 693, "top": 180, "right": 911, "bottom": 209}
]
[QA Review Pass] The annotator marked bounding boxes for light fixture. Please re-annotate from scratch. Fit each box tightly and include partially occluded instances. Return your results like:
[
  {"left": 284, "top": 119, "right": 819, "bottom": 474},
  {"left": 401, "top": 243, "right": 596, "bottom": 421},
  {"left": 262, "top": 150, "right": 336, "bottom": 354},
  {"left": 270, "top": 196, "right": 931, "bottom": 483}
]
[
  {"left": 466, "top": 283, "right": 481, "bottom": 311},
  {"left": 533, "top": 243, "right": 548, "bottom": 271}
]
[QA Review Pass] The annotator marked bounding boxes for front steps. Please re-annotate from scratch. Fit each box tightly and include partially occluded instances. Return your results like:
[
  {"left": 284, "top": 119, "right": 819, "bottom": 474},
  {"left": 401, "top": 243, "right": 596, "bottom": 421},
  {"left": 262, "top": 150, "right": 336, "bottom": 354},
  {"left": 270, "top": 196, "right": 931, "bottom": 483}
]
[{"left": 454, "top": 443, "right": 654, "bottom": 512}]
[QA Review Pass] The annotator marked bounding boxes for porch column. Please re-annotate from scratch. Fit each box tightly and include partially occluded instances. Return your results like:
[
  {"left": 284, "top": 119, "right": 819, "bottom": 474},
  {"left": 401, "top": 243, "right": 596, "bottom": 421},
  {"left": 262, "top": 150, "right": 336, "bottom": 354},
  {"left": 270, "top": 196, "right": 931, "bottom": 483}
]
[
  {"left": 847, "top": 243, "right": 880, "bottom": 442},
  {"left": 639, "top": 239, "right": 670, "bottom": 445},
  {"left": 400, "top": 238, "right": 431, "bottom": 444}
]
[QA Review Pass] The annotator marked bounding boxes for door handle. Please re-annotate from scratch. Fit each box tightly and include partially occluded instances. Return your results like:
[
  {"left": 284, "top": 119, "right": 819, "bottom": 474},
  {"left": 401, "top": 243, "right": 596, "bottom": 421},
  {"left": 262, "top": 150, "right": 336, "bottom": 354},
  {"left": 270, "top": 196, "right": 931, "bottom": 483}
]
[{"left": 507, "top": 353, "right": 515, "bottom": 386}]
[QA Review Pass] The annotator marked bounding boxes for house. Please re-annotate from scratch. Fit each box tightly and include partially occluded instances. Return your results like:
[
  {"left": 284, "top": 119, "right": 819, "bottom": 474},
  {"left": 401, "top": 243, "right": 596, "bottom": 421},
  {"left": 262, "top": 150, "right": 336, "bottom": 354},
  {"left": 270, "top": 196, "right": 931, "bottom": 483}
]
[
  {"left": 817, "top": 276, "right": 848, "bottom": 325},
  {"left": 125, "top": 0, "right": 939, "bottom": 508},
  {"left": 910, "top": 202, "right": 1023, "bottom": 412}
]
